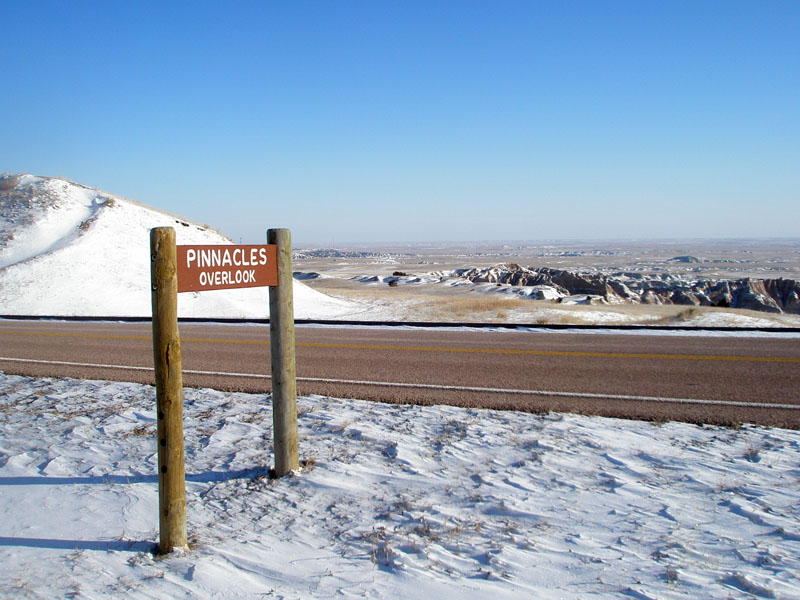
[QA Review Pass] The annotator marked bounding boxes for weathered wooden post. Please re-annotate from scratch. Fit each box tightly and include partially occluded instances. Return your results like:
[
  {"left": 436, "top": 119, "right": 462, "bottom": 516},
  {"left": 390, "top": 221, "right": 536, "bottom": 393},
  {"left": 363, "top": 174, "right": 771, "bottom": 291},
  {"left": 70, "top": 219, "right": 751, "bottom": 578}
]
[
  {"left": 267, "top": 228, "right": 299, "bottom": 477},
  {"left": 150, "top": 227, "right": 187, "bottom": 553}
]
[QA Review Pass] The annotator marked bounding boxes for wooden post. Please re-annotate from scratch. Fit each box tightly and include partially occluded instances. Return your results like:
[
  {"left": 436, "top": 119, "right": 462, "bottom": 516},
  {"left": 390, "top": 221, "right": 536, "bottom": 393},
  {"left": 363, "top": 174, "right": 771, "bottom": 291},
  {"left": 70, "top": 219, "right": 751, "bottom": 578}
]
[
  {"left": 150, "top": 227, "right": 187, "bottom": 553},
  {"left": 267, "top": 228, "right": 299, "bottom": 477}
]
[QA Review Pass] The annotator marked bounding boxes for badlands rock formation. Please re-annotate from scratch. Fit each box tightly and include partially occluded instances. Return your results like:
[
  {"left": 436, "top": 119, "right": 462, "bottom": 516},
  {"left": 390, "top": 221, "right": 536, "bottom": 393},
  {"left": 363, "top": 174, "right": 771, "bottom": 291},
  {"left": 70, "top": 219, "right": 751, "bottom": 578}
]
[{"left": 453, "top": 264, "right": 800, "bottom": 314}]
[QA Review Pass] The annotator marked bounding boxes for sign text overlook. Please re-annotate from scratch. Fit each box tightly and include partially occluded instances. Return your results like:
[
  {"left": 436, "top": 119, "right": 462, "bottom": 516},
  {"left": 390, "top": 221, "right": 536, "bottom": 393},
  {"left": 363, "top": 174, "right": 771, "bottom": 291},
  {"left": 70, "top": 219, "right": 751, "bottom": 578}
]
[{"left": 176, "top": 244, "right": 278, "bottom": 292}]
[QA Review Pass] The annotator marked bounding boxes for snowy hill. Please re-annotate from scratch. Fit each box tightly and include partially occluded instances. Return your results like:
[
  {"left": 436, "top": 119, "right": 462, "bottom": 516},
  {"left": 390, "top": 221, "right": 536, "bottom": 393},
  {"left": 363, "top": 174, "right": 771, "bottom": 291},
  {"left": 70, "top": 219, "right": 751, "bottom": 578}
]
[{"left": 0, "top": 174, "right": 370, "bottom": 319}]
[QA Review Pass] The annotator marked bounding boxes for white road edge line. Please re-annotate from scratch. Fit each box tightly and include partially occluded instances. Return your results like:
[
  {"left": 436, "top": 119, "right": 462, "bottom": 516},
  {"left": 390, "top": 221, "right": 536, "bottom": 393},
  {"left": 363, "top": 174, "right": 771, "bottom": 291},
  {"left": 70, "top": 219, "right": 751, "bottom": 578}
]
[{"left": 2, "top": 356, "right": 798, "bottom": 411}]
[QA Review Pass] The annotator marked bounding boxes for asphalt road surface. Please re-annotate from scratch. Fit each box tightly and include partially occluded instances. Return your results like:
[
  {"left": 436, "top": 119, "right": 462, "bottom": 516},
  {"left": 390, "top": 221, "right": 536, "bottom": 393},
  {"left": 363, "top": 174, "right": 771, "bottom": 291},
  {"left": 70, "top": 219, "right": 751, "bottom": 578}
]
[{"left": 1, "top": 320, "right": 799, "bottom": 428}]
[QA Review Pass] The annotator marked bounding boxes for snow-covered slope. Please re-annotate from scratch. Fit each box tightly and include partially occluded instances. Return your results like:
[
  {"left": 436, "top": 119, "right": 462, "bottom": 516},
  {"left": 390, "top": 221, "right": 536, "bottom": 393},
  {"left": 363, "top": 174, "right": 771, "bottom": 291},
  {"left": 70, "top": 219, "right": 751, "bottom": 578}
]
[{"left": 0, "top": 174, "right": 369, "bottom": 319}]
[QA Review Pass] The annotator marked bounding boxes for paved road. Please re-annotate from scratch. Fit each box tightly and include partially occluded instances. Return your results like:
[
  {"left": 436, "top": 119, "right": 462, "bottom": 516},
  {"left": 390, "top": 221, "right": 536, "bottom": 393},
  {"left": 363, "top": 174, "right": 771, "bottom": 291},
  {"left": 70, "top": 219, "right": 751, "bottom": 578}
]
[{"left": 1, "top": 320, "right": 799, "bottom": 427}]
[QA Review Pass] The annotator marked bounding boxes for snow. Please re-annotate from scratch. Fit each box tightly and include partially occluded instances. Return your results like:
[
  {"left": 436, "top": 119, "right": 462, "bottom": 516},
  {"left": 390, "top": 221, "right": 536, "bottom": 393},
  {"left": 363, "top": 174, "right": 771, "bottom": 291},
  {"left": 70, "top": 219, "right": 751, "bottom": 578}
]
[
  {"left": 0, "top": 175, "right": 103, "bottom": 269},
  {"left": 296, "top": 322, "right": 800, "bottom": 338},
  {"left": 677, "top": 311, "right": 797, "bottom": 329},
  {"left": 2, "top": 372, "right": 799, "bottom": 599},
  {"left": 0, "top": 175, "right": 378, "bottom": 320}
]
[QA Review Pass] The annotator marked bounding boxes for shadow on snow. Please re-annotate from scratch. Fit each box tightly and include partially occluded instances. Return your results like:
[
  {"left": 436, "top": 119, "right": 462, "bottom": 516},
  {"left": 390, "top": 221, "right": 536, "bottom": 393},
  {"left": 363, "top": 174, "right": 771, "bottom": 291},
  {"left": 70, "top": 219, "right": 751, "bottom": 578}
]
[
  {"left": 0, "top": 466, "right": 270, "bottom": 486},
  {"left": 0, "top": 466, "right": 272, "bottom": 553}
]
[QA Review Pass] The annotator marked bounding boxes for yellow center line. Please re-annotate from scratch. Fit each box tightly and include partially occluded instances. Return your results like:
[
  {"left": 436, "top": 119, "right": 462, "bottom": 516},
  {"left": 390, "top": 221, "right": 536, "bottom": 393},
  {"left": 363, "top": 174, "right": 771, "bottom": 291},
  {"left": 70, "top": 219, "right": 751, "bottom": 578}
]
[
  {"left": 1, "top": 329, "right": 798, "bottom": 362},
  {"left": 296, "top": 342, "right": 800, "bottom": 363},
  {"left": 0, "top": 330, "right": 152, "bottom": 341}
]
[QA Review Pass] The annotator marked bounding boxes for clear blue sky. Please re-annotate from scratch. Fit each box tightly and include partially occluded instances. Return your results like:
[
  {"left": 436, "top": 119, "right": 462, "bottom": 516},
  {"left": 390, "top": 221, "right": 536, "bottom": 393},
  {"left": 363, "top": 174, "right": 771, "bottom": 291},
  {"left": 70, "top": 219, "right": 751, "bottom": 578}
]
[{"left": 2, "top": 1, "right": 798, "bottom": 245}]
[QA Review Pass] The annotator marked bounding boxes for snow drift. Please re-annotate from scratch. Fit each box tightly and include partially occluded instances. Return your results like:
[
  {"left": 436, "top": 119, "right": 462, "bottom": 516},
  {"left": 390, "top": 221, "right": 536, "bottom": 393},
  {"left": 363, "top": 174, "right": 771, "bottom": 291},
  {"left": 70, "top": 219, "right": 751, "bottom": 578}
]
[{"left": 0, "top": 174, "right": 367, "bottom": 319}]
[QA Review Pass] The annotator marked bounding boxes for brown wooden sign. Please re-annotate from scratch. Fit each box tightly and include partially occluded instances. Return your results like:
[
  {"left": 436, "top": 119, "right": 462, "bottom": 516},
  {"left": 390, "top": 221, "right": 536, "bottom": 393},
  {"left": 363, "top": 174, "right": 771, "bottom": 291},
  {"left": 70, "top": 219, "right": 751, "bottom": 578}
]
[{"left": 176, "top": 244, "right": 278, "bottom": 292}]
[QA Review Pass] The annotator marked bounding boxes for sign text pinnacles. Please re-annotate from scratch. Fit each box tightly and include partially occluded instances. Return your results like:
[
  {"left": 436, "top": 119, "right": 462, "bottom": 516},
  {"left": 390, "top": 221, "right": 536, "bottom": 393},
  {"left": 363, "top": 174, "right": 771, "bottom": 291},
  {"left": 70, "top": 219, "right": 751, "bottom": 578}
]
[{"left": 176, "top": 244, "right": 278, "bottom": 292}]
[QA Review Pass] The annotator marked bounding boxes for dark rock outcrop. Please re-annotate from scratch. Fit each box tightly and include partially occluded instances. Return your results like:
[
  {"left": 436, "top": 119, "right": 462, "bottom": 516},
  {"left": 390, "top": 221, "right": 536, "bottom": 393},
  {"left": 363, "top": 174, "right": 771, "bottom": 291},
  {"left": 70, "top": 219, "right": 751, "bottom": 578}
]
[{"left": 452, "top": 264, "right": 800, "bottom": 315}]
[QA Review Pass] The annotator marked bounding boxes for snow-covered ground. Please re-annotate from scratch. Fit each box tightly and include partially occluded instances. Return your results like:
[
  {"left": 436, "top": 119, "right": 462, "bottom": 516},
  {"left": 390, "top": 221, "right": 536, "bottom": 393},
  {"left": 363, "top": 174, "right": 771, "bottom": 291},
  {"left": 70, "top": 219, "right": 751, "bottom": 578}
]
[
  {"left": 2, "top": 373, "right": 799, "bottom": 599},
  {"left": 0, "top": 174, "right": 379, "bottom": 320}
]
